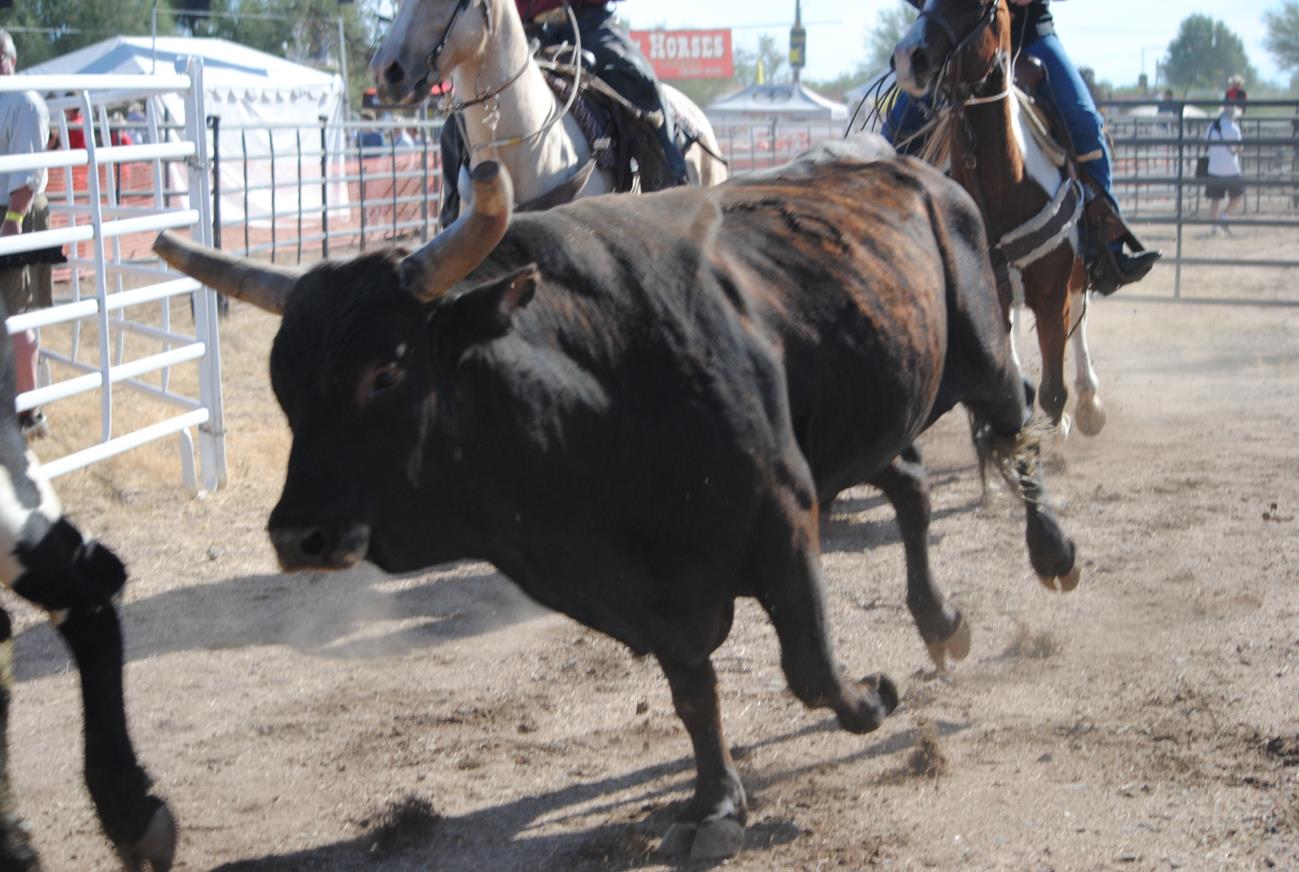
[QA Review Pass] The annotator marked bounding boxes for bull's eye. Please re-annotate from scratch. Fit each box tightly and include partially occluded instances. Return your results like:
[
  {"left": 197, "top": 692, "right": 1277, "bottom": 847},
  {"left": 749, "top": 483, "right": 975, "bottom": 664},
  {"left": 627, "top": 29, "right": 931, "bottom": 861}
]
[{"left": 361, "top": 363, "right": 406, "bottom": 405}]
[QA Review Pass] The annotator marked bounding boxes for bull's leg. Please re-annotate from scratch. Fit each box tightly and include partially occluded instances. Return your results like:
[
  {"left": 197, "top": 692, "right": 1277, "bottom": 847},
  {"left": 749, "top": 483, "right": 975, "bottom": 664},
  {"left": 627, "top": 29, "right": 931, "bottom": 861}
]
[
  {"left": 0, "top": 609, "right": 41, "bottom": 871},
  {"left": 754, "top": 502, "right": 898, "bottom": 735},
  {"left": 870, "top": 452, "right": 970, "bottom": 670},
  {"left": 656, "top": 657, "right": 746, "bottom": 861},
  {"left": 966, "top": 384, "right": 1081, "bottom": 595},
  {"left": 1069, "top": 290, "right": 1106, "bottom": 437},
  {"left": 11, "top": 523, "right": 175, "bottom": 872}
]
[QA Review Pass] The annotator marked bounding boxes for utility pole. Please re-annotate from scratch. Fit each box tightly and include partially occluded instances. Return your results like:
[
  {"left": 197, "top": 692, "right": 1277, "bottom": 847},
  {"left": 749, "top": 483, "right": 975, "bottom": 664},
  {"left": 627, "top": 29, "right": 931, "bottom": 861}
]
[
  {"left": 789, "top": 0, "right": 806, "bottom": 86},
  {"left": 337, "top": 16, "right": 350, "bottom": 113}
]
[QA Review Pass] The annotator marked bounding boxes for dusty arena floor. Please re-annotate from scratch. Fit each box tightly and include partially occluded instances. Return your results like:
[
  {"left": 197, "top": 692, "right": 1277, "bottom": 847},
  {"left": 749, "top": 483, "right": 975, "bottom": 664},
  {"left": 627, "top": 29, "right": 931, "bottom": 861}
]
[{"left": 4, "top": 262, "right": 1298, "bottom": 871}]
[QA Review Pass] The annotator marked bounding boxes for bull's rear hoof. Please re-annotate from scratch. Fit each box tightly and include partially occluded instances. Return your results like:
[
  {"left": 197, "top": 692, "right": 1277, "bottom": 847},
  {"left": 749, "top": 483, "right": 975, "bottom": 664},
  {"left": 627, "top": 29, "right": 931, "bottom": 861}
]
[
  {"left": 1074, "top": 392, "right": 1106, "bottom": 437},
  {"left": 925, "top": 615, "right": 973, "bottom": 670},
  {"left": 116, "top": 804, "right": 176, "bottom": 872},
  {"left": 1038, "top": 563, "right": 1082, "bottom": 594},
  {"left": 659, "top": 818, "right": 745, "bottom": 860}
]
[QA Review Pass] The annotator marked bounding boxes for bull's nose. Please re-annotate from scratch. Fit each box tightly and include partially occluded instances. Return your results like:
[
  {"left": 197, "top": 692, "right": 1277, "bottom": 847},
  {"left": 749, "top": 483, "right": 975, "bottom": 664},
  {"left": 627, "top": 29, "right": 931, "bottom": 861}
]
[{"left": 270, "top": 524, "right": 370, "bottom": 571}]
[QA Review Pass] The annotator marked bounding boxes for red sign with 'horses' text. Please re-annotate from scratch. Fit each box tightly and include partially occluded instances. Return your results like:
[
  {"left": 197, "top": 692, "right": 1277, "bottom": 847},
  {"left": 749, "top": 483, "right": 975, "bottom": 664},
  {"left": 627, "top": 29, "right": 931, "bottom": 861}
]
[{"left": 629, "top": 29, "right": 733, "bottom": 81}]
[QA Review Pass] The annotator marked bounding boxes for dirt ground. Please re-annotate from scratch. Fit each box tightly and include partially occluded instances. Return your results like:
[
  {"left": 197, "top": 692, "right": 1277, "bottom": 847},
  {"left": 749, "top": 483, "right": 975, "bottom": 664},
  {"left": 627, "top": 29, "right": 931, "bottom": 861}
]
[{"left": 3, "top": 259, "right": 1298, "bottom": 872}]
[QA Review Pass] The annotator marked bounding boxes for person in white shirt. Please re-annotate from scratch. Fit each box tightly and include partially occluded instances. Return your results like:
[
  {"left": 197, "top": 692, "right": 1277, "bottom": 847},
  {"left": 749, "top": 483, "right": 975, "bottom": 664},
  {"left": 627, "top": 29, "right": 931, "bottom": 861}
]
[
  {"left": 1205, "top": 106, "right": 1244, "bottom": 236},
  {"left": 0, "top": 29, "right": 51, "bottom": 440}
]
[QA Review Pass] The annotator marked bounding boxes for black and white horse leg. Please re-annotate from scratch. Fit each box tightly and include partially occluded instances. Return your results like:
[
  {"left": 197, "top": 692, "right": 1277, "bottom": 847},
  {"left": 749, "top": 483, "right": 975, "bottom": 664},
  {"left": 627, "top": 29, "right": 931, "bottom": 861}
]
[
  {"left": 871, "top": 450, "right": 970, "bottom": 669},
  {"left": 7, "top": 515, "right": 176, "bottom": 871},
  {"left": 55, "top": 595, "right": 176, "bottom": 872},
  {"left": 0, "top": 608, "right": 40, "bottom": 870}
]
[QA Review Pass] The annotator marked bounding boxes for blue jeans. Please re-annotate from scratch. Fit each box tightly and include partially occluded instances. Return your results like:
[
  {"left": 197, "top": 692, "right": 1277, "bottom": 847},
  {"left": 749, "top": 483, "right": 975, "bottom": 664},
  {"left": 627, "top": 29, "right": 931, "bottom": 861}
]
[{"left": 883, "top": 33, "right": 1116, "bottom": 203}]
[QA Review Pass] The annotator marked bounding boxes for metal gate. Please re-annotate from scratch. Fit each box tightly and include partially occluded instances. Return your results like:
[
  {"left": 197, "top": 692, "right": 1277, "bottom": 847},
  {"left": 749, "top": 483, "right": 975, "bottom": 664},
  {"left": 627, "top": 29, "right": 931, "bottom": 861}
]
[{"left": 0, "top": 61, "right": 225, "bottom": 492}]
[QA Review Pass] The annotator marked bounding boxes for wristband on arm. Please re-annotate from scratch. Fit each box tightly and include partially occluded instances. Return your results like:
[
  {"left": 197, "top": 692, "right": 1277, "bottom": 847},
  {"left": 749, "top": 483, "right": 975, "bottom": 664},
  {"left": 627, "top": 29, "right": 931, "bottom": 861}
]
[{"left": 4, "top": 210, "right": 23, "bottom": 224}]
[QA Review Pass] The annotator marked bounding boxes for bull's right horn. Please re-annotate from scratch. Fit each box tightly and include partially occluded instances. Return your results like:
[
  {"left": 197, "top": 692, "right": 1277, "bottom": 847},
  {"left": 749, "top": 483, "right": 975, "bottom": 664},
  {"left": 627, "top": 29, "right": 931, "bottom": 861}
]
[
  {"left": 402, "top": 161, "right": 513, "bottom": 302},
  {"left": 152, "top": 232, "right": 298, "bottom": 316}
]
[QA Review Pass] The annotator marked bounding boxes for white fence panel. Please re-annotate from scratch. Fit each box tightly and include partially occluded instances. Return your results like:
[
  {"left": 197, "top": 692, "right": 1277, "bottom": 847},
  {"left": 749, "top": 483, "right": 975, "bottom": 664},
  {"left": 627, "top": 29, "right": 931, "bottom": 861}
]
[{"left": 2, "top": 61, "right": 225, "bottom": 493}]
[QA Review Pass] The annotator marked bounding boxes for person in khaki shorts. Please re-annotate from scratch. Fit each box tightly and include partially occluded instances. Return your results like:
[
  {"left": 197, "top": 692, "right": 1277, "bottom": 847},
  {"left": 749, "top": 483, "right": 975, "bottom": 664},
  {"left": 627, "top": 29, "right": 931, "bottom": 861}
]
[{"left": 0, "top": 28, "right": 51, "bottom": 440}]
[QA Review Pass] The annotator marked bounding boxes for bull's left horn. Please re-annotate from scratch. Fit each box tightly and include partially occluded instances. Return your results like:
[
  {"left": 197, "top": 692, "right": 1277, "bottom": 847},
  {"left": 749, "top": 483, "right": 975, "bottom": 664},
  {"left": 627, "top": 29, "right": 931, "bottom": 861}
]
[
  {"left": 153, "top": 231, "right": 298, "bottom": 315},
  {"left": 403, "top": 161, "right": 513, "bottom": 302}
]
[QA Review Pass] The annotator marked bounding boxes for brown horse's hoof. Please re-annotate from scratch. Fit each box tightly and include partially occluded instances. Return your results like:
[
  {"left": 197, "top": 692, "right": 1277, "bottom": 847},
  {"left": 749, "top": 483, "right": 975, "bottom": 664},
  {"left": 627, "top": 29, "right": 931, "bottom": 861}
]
[
  {"left": 117, "top": 804, "right": 176, "bottom": 872},
  {"left": 1075, "top": 391, "right": 1106, "bottom": 437},
  {"left": 925, "top": 615, "right": 972, "bottom": 670}
]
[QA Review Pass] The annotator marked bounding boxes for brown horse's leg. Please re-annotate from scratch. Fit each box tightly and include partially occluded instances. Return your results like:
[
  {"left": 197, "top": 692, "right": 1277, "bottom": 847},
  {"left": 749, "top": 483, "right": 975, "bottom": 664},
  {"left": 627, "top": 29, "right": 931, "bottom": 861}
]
[{"left": 1032, "top": 283, "right": 1071, "bottom": 426}]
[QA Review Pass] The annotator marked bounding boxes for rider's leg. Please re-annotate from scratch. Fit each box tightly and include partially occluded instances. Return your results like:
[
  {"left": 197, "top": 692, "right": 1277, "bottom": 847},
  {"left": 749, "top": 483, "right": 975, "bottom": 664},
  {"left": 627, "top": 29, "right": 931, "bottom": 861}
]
[
  {"left": 552, "top": 7, "right": 689, "bottom": 187},
  {"left": 1022, "top": 33, "right": 1160, "bottom": 289},
  {"left": 437, "top": 116, "right": 467, "bottom": 227},
  {"left": 882, "top": 91, "right": 936, "bottom": 156}
]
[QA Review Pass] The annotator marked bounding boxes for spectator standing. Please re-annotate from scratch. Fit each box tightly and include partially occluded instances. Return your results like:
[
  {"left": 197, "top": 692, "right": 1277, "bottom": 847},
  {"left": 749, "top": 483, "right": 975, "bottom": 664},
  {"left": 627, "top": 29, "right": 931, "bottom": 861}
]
[
  {"left": 1225, "top": 74, "right": 1248, "bottom": 114},
  {"left": 1205, "top": 106, "right": 1245, "bottom": 236},
  {"left": 0, "top": 29, "right": 52, "bottom": 440}
]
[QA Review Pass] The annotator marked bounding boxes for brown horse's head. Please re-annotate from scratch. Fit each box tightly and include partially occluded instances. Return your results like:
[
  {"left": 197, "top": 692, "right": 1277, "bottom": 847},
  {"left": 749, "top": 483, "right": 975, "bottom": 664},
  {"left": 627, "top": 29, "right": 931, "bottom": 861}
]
[
  {"left": 893, "top": 0, "right": 1009, "bottom": 98},
  {"left": 371, "top": 0, "right": 495, "bottom": 104}
]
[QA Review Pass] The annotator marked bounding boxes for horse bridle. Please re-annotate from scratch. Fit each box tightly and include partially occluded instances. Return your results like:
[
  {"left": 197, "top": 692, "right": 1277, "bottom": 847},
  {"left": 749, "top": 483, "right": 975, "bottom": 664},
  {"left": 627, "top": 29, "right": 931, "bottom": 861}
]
[
  {"left": 424, "top": 0, "right": 483, "bottom": 81},
  {"left": 906, "top": 0, "right": 1006, "bottom": 102},
  {"left": 421, "top": 0, "right": 586, "bottom": 158}
]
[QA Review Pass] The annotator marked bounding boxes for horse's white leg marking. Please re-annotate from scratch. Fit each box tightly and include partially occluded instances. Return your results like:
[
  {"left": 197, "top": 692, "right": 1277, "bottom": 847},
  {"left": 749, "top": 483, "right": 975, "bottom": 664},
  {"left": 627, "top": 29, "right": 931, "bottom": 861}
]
[
  {"left": 1009, "top": 304, "right": 1023, "bottom": 375},
  {"left": 0, "top": 451, "right": 63, "bottom": 588},
  {"left": 1070, "top": 289, "right": 1106, "bottom": 436}
]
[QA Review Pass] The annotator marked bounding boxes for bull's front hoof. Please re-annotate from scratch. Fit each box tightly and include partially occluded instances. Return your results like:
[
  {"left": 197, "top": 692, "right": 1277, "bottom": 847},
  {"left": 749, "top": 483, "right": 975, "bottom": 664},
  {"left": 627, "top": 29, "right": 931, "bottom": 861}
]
[
  {"left": 1038, "top": 563, "right": 1082, "bottom": 594},
  {"left": 116, "top": 804, "right": 176, "bottom": 872},
  {"left": 659, "top": 817, "right": 745, "bottom": 860},
  {"left": 835, "top": 674, "right": 899, "bottom": 734},
  {"left": 1074, "top": 392, "right": 1106, "bottom": 437},
  {"left": 925, "top": 615, "right": 972, "bottom": 670}
]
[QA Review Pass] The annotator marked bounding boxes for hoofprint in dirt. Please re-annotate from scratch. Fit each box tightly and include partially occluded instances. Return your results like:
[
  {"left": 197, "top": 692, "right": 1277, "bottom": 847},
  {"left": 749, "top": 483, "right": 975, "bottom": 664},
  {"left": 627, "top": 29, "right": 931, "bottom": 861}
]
[{"left": 2, "top": 270, "right": 1297, "bottom": 870}]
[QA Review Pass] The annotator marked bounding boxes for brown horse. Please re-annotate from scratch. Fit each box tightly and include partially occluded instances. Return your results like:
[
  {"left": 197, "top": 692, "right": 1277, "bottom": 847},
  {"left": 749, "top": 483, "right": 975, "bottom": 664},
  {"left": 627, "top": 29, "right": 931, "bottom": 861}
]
[{"left": 893, "top": 0, "right": 1105, "bottom": 436}]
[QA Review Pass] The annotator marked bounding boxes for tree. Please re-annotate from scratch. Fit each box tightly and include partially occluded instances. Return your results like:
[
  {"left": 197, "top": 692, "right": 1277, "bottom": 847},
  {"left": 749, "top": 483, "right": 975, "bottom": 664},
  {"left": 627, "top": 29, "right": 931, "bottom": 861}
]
[
  {"left": 0, "top": 1, "right": 173, "bottom": 68},
  {"left": 1264, "top": 0, "right": 1299, "bottom": 76},
  {"left": 0, "top": 1, "right": 384, "bottom": 105},
  {"left": 1162, "top": 14, "right": 1257, "bottom": 92},
  {"left": 864, "top": 1, "right": 917, "bottom": 75},
  {"left": 733, "top": 33, "right": 789, "bottom": 87},
  {"left": 187, "top": 0, "right": 384, "bottom": 105}
]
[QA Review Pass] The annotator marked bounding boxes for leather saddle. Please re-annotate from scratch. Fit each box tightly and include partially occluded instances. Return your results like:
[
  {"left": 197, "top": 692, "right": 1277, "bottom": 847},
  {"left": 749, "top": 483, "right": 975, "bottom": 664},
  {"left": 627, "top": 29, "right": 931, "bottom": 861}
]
[
  {"left": 1013, "top": 55, "right": 1150, "bottom": 293},
  {"left": 536, "top": 48, "right": 684, "bottom": 198}
]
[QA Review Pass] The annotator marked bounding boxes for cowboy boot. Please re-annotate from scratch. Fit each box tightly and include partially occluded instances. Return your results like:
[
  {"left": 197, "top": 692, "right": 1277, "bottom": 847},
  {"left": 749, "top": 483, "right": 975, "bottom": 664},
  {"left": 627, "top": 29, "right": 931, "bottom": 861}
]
[{"left": 1083, "top": 192, "right": 1161, "bottom": 295}]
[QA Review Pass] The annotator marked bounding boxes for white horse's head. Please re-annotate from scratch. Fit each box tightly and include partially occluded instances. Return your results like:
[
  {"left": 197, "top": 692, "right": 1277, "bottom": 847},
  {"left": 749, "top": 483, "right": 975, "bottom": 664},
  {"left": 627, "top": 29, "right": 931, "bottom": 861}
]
[{"left": 371, "top": 0, "right": 495, "bottom": 104}]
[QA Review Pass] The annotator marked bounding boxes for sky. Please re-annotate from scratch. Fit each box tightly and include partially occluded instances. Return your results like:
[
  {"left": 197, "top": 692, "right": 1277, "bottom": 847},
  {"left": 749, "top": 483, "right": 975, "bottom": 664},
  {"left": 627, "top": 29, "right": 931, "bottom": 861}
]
[{"left": 619, "top": 0, "right": 1288, "bottom": 87}]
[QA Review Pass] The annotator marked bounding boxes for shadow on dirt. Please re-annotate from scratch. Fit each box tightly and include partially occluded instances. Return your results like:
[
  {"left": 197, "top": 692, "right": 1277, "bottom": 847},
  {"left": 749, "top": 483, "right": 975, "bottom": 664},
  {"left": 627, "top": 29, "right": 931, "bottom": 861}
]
[
  {"left": 208, "top": 718, "right": 968, "bottom": 871},
  {"left": 13, "top": 562, "right": 546, "bottom": 682}
]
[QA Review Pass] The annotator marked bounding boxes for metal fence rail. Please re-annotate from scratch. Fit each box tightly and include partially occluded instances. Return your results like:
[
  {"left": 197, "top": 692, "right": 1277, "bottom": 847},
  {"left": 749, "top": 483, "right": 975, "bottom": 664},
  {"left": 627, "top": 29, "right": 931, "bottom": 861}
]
[
  {"left": 3, "top": 64, "right": 225, "bottom": 491},
  {"left": 209, "top": 117, "right": 443, "bottom": 264},
  {"left": 200, "top": 99, "right": 1299, "bottom": 304},
  {"left": 1096, "top": 99, "right": 1297, "bottom": 302}
]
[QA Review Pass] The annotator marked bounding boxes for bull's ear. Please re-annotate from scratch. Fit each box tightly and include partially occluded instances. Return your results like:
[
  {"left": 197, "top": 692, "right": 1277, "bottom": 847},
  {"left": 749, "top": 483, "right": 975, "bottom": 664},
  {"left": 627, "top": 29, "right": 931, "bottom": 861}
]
[{"left": 428, "top": 264, "right": 539, "bottom": 361}]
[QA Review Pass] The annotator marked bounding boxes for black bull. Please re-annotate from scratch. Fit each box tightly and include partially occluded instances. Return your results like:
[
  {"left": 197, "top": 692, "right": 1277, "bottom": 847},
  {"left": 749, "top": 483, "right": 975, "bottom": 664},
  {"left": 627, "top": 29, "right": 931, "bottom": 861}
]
[
  {"left": 155, "top": 138, "right": 1077, "bottom": 860},
  {"left": 0, "top": 300, "right": 175, "bottom": 871}
]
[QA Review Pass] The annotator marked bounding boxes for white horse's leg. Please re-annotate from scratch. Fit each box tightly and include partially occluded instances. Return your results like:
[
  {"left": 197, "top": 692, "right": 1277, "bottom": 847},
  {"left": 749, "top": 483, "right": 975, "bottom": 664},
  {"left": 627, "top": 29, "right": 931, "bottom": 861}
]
[{"left": 1070, "top": 290, "right": 1106, "bottom": 436}]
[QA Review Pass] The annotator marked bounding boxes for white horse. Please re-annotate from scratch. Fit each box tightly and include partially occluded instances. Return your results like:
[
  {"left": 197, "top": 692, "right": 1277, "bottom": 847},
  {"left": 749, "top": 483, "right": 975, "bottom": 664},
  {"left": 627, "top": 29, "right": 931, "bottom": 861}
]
[{"left": 371, "top": 0, "right": 728, "bottom": 210}]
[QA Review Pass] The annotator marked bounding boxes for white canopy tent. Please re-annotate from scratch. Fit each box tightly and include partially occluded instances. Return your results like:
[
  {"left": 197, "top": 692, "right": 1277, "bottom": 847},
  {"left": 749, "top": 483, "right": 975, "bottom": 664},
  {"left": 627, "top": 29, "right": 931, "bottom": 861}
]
[
  {"left": 26, "top": 37, "right": 350, "bottom": 227},
  {"left": 706, "top": 82, "right": 848, "bottom": 125}
]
